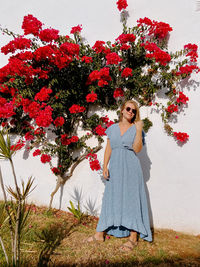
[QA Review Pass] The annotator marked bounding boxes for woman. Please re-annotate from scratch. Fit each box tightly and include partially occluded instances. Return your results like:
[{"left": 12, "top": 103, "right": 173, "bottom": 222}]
[{"left": 85, "top": 100, "right": 152, "bottom": 251}]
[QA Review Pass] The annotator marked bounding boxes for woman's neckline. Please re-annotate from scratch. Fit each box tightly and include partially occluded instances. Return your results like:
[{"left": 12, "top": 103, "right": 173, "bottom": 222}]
[{"left": 118, "top": 122, "right": 135, "bottom": 137}]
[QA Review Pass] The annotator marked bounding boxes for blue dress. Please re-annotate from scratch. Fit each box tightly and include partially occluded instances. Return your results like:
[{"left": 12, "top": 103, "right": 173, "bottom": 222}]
[{"left": 96, "top": 123, "right": 152, "bottom": 242}]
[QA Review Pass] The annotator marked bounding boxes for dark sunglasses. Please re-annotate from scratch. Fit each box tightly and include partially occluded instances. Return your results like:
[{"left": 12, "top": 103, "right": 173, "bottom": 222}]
[{"left": 126, "top": 106, "right": 137, "bottom": 115}]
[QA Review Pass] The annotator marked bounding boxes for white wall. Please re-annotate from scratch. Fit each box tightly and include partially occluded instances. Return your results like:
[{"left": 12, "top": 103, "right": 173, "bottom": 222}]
[{"left": 0, "top": 0, "right": 200, "bottom": 235}]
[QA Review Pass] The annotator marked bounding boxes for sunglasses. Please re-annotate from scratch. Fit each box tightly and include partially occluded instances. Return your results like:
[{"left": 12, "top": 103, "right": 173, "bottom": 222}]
[{"left": 125, "top": 106, "right": 137, "bottom": 115}]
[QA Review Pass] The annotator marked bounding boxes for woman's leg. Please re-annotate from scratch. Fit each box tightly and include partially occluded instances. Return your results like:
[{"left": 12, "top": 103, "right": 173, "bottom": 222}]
[{"left": 129, "top": 230, "right": 137, "bottom": 242}]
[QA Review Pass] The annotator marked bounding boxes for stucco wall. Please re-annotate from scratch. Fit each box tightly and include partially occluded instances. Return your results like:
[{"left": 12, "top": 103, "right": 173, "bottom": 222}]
[{"left": 0, "top": 0, "right": 200, "bottom": 235}]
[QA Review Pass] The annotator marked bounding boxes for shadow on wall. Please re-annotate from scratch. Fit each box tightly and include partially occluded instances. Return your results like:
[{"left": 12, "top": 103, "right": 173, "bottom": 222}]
[{"left": 137, "top": 144, "right": 153, "bottom": 228}]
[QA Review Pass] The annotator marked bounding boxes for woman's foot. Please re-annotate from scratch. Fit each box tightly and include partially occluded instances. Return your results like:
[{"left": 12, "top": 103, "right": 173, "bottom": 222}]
[
  {"left": 119, "top": 239, "right": 138, "bottom": 252},
  {"left": 83, "top": 233, "right": 105, "bottom": 243}
]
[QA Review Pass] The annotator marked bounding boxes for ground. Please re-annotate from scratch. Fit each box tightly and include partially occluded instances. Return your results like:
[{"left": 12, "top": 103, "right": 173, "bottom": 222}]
[{"left": 0, "top": 204, "right": 200, "bottom": 266}]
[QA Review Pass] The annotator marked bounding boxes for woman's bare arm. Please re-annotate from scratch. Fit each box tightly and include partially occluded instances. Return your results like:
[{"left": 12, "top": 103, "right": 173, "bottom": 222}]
[
  {"left": 103, "top": 138, "right": 112, "bottom": 179},
  {"left": 132, "top": 121, "right": 143, "bottom": 153}
]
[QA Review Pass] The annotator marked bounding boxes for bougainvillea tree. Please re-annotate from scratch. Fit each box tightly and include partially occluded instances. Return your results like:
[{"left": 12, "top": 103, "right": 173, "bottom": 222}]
[{"left": 0, "top": 1, "right": 199, "bottom": 207}]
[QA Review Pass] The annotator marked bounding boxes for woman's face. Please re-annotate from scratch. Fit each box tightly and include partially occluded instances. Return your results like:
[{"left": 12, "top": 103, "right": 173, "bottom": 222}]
[{"left": 122, "top": 102, "right": 136, "bottom": 122}]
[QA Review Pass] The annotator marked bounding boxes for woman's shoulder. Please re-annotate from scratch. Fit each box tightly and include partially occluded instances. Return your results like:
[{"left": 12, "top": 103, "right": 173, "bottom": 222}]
[{"left": 107, "top": 123, "right": 118, "bottom": 130}]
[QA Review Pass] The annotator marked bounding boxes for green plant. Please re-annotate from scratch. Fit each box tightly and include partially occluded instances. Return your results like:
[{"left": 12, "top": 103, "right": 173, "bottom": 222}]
[
  {"left": 67, "top": 200, "right": 85, "bottom": 223},
  {"left": 0, "top": 129, "right": 35, "bottom": 266}
]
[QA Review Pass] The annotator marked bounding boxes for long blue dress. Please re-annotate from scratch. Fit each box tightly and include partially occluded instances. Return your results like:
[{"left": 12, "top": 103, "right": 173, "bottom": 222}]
[{"left": 96, "top": 123, "right": 152, "bottom": 242}]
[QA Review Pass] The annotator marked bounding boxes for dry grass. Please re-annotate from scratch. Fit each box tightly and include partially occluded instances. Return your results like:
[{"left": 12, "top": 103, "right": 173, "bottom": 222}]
[{"left": 1, "top": 204, "right": 200, "bottom": 266}]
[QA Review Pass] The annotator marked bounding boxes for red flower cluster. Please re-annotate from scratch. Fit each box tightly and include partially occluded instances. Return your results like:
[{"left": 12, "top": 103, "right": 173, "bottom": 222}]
[
  {"left": 0, "top": 101, "right": 16, "bottom": 118},
  {"left": 51, "top": 167, "right": 60, "bottom": 174},
  {"left": 61, "top": 134, "right": 79, "bottom": 145},
  {"left": 1, "top": 37, "right": 32, "bottom": 55},
  {"left": 120, "top": 44, "right": 131, "bottom": 50},
  {"left": 40, "top": 154, "right": 51, "bottom": 163},
  {"left": 106, "top": 52, "right": 122, "bottom": 65},
  {"left": 10, "top": 139, "right": 25, "bottom": 151},
  {"left": 176, "top": 92, "right": 189, "bottom": 104},
  {"left": 70, "top": 24, "right": 82, "bottom": 34},
  {"left": 33, "top": 149, "right": 41, "bottom": 156},
  {"left": 176, "top": 65, "right": 200, "bottom": 76},
  {"left": 121, "top": 67, "right": 133, "bottom": 77},
  {"left": 92, "top": 41, "right": 110, "bottom": 54},
  {"left": 116, "top": 33, "right": 136, "bottom": 44},
  {"left": 89, "top": 159, "right": 101, "bottom": 171},
  {"left": 54, "top": 117, "right": 65, "bottom": 127},
  {"left": 39, "top": 28, "right": 59, "bottom": 42},
  {"left": 94, "top": 125, "right": 106, "bottom": 136},
  {"left": 60, "top": 42, "right": 80, "bottom": 56},
  {"left": 184, "top": 43, "right": 198, "bottom": 62},
  {"left": 69, "top": 104, "right": 86, "bottom": 113},
  {"left": 35, "top": 87, "right": 53, "bottom": 102},
  {"left": 25, "top": 131, "right": 34, "bottom": 141},
  {"left": 116, "top": 0, "right": 128, "bottom": 11},
  {"left": 34, "top": 127, "right": 45, "bottom": 135},
  {"left": 101, "top": 115, "right": 114, "bottom": 128},
  {"left": 86, "top": 91, "right": 97, "bottom": 103},
  {"left": 137, "top": 17, "right": 172, "bottom": 39},
  {"left": 87, "top": 67, "right": 112, "bottom": 87},
  {"left": 113, "top": 88, "right": 124, "bottom": 98},
  {"left": 142, "top": 41, "right": 171, "bottom": 66},
  {"left": 173, "top": 132, "right": 189, "bottom": 142},
  {"left": 22, "top": 14, "right": 42, "bottom": 36},
  {"left": 86, "top": 152, "right": 101, "bottom": 171},
  {"left": 35, "top": 106, "right": 53, "bottom": 127},
  {"left": 81, "top": 56, "right": 93, "bottom": 63},
  {"left": 166, "top": 104, "right": 178, "bottom": 113}
]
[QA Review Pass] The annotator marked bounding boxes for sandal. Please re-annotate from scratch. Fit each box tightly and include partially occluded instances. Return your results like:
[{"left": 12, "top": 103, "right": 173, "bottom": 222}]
[
  {"left": 83, "top": 234, "right": 105, "bottom": 243},
  {"left": 119, "top": 239, "right": 138, "bottom": 252}
]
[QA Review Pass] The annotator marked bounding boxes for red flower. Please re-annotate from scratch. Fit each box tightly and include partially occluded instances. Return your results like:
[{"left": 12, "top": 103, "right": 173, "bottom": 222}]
[
  {"left": 106, "top": 52, "right": 122, "bottom": 65},
  {"left": 61, "top": 134, "right": 71, "bottom": 145},
  {"left": 116, "top": 0, "right": 128, "bottom": 11},
  {"left": 51, "top": 167, "right": 60, "bottom": 174},
  {"left": 70, "top": 136, "right": 79, "bottom": 143},
  {"left": 40, "top": 154, "right": 51, "bottom": 163},
  {"left": 89, "top": 159, "right": 101, "bottom": 171},
  {"left": 137, "top": 17, "right": 172, "bottom": 39},
  {"left": 0, "top": 101, "right": 16, "bottom": 119},
  {"left": 176, "top": 65, "right": 200, "bottom": 76},
  {"left": 1, "top": 37, "right": 32, "bottom": 55},
  {"left": 86, "top": 91, "right": 97, "bottom": 103},
  {"left": 184, "top": 43, "right": 198, "bottom": 62},
  {"left": 33, "top": 149, "right": 41, "bottom": 157},
  {"left": 94, "top": 125, "right": 106, "bottom": 136},
  {"left": 35, "top": 106, "right": 53, "bottom": 127},
  {"left": 35, "top": 87, "right": 52, "bottom": 102},
  {"left": 113, "top": 88, "right": 124, "bottom": 98},
  {"left": 173, "top": 132, "right": 189, "bottom": 142},
  {"left": 39, "top": 28, "right": 59, "bottom": 42},
  {"left": 116, "top": 33, "right": 136, "bottom": 44},
  {"left": 10, "top": 139, "right": 25, "bottom": 151},
  {"left": 92, "top": 41, "right": 110, "bottom": 54},
  {"left": 81, "top": 56, "right": 93, "bottom": 63},
  {"left": 176, "top": 92, "right": 189, "bottom": 104},
  {"left": 34, "top": 127, "right": 45, "bottom": 135},
  {"left": 166, "top": 104, "right": 178, "bottom": 113},
  {"left": 120, "top": 44, "right": 131, "bottom": 50},
  {"left": 25, "top": 131, "right": 34, "bottom": 141},
  {"left": 121, "top": 67, "right": 133, "bottom": 77},
  {"left": 70, "top": 24, "right": 82, "bottom": 34},
  {"left": 22, "top": 14, "right": 42, "bottom": 36},
  {"left": 54, "top": 117, "right": 65, "bottom": 127},
  {"left": 69, "top": 104, "right": 86, "bottom": 113}
]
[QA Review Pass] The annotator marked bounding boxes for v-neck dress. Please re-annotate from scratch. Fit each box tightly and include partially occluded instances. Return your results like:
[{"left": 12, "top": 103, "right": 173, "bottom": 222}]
[{"left": 96, "top": 123, "right": 152, "bottom": 242}]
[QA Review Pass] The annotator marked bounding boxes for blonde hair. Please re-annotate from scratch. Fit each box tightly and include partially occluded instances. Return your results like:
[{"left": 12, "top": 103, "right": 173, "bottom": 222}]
[{"left": 119, "top": 100, "right": 141, "bottom": 123}]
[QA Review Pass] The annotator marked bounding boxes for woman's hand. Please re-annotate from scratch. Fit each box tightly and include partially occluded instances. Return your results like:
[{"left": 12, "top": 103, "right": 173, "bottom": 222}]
[
  {"left": 135, "top": 120, "right": 143, "bottom": 132},
  {"left": 103, "top": 166, "right": 109, "bottom": 179}
]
